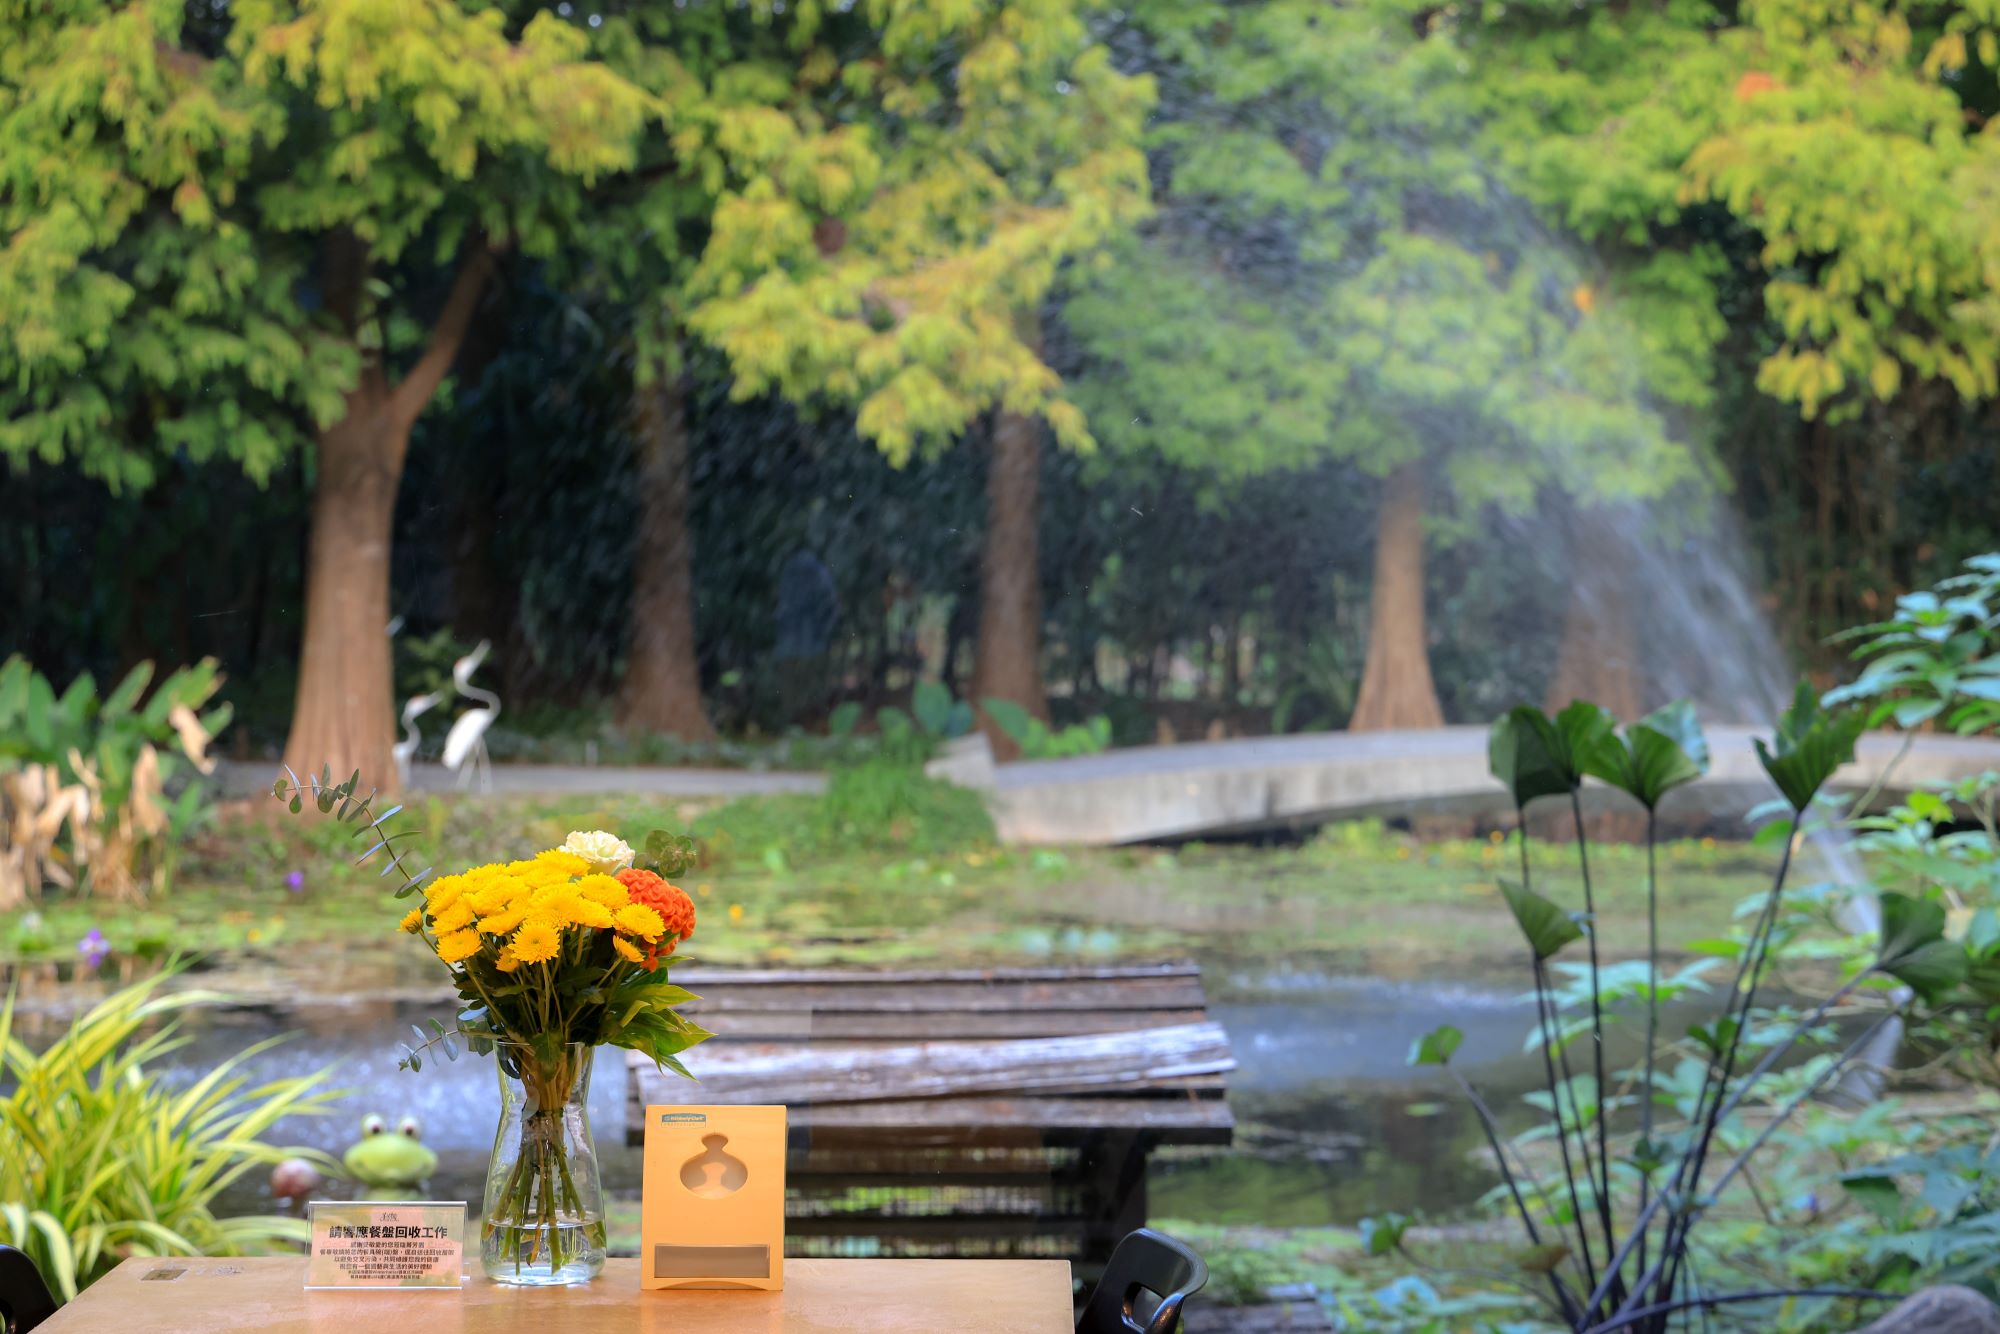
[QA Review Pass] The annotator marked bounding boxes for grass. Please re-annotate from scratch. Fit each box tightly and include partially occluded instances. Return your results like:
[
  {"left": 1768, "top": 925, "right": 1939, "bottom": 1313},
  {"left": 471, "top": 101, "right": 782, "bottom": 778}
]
[{"left": 2, "top": 785, "right": 1779, "bottom": 986}]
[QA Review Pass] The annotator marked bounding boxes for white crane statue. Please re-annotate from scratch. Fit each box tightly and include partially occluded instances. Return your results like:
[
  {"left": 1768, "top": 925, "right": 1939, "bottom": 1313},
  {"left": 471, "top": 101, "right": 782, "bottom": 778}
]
[
  {"left": 442, "top": 639, "right": 500, "bottom": 792},
  {"left": 392, "top": 690, "right": 443, "bottom": 790}
]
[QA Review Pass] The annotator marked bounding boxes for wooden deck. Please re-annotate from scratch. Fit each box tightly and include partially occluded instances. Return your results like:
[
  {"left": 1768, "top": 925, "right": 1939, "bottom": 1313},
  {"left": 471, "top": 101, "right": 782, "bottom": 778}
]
[{"left": 627, "top": 962, "right": 1235, "bottom": 1264}]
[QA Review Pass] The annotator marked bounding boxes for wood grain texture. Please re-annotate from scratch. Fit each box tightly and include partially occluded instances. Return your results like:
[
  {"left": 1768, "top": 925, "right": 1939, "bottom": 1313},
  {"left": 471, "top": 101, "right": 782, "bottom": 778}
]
[{"left": 37, "top": 1257, "right": 1074, "bottom": 1334}]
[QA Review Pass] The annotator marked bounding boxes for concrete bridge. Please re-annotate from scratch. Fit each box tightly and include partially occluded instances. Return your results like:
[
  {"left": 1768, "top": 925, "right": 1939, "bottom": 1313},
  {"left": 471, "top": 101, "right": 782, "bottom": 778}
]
[
  {"left": 219, "top": 727, "right": 2000, "bottom": 847},
  {"left": 971, "top": 727, "right": 2000, "bottom": 845}
]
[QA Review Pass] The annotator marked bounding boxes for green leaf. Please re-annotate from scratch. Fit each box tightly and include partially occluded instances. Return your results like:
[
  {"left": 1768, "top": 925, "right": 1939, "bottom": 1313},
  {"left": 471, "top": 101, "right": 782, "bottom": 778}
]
[
  {"left": 912, "top": 680, "right": 954, "bottom": 736},
  {"left": 1842, "top": 1173, "right": 1907, "bottom": 1223},
  {"left": 1755, "top": 682, "right": 1866, "bottom": 812},
  {"left": 1877, "top": 892, "right": 1969, "bottom": 1003},
  {"left": 1594, "top": 700, "right": 1710, "bottom": 810},
  {"left": 827, "top": 701, "right": 862, "bottom": 739},
  {"left": 1499, "top": 878, "right": 1583, "bottom": 961},
  {"left": 1488, "top": 707, "right": 1570, "bottom": 808},
  {"left": 101, "top": 662, "right": 154, "bottom": 718},
  {"left": 642, "top": 829, "right": 697, "bottom": 877},
  {"left": 1408, "top": 1024, "right": 1463, "bottom": 1067},
  {"left": 1968, "top": 908, "right": 2000, "bottom": 959},
  {"left": 1359, "top": 1214, "right": 1409, "bottom": 1257},
  {"left": 981, "top": 697, "right": 1035, "bottom": 748}
]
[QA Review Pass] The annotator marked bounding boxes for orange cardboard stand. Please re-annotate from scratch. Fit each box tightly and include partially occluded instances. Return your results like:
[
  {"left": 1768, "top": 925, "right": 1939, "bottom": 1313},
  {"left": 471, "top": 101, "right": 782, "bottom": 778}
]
[{"left": 641, "top": 1105, "right": 786, "bottom": 1291}]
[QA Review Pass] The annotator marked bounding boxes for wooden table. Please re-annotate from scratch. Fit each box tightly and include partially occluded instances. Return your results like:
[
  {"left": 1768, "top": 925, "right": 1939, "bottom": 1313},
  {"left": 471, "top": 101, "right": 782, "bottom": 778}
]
[{"left": 37, "top": 1256, "right": 1075, "bottom": 1332}]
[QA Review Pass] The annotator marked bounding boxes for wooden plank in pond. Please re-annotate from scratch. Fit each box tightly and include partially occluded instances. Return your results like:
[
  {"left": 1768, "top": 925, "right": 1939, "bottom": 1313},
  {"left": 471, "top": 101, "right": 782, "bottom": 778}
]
[
  {"left": 668, "top": 974, "right": 1210, "bottom": 1015},
  {"left": 695, "top": 1007, "right": 1213, "bottom": 1041},
  {"left": 630, "top": 1022, "right": 1232, "bottom": 1105}
]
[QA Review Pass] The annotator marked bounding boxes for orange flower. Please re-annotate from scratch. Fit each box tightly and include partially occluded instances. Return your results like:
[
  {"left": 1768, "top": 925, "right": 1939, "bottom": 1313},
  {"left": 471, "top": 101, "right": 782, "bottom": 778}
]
[{"left": 616, "top": 868, "right": 697, "bottom": 942}]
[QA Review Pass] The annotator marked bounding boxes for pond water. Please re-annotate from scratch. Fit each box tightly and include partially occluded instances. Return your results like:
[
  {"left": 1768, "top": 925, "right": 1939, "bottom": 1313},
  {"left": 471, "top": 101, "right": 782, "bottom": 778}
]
[{"left": 6, "top": 956, "right": 1717, "bottom": 1240}]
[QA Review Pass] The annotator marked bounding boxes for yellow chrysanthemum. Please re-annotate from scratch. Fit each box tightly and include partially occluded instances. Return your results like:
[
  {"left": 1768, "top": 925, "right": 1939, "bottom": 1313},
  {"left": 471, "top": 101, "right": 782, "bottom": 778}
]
[
  {"left": 510, "top": 921, "right": 562, "bottom": 965},
  {"left": 512, "top": 861, "right": 567, "bottom": 890},
  {"left": 612, "top": 936, "right": 644, "bottom": 964},
  {"left": 570, "top": 897, "right": 615, "bottom": 929},
  {"left": 466, "top": 882, "right": 516, "bottom": 917},
  {"left": 431, "top": 900, "right": 477, "bottom": 934},
  {"left": 529, "top": 888, "right": 586, "bottom": 928},
  {"left": 534, "top": 848, "right": 591, "bottom": 878},
  {"left": 577, "top": 874, "right": 629, "bottom": 909},
  {"left": 479, "top": 907, "right": 527, "bottom": 937},
  {"left": 615, "top": 903, "right": 665, "bottom": 941},
  {"left": 436, "top": 930, "right": 483, "bottom": 964},
  {"left": 495, "top": 948, "right": 522, "bottom": 974},
  {"left": 399, "top": 907, "right": 423, "bottom": 934},
  {"left": 424, "top": 874, "right": 466, "bottom": 912}
]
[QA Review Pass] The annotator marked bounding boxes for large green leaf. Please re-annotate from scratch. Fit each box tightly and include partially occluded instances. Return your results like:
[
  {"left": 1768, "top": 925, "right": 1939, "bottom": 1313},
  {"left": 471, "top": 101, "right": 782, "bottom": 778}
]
[
  {"left": 1583, "top": 699, "right": 1710, "bottom": 810},
  {"left": 1499, "top": 878, "right": 1584, "bottom": 961},
  {"left": 1755, "top": 682, "right": 1866, "bottom": 812},
  {"left": 1489, "top": 707, "right": 1569, "bottom": 807},
  {"left": 1876, "top": 892, "right": 1968, "bottom": 1003},
  {"left": 1492, "top": 702, "right": 1620, "bottom": 809}
]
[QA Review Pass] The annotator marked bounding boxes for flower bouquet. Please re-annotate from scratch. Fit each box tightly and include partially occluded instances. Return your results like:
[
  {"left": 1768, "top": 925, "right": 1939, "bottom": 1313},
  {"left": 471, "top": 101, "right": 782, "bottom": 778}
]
[
  {"left": 406, "top": 828, "right": 708, "bottom": 1283},
  {"left": 273, "top": 773, "right": 709, "bottom": 1287}
]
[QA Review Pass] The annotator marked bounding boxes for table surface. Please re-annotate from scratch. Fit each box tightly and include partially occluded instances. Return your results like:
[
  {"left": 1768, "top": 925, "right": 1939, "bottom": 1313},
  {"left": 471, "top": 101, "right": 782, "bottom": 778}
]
[{"left": 39, "top": 1256, "right": 1076, "bottom": 1333}]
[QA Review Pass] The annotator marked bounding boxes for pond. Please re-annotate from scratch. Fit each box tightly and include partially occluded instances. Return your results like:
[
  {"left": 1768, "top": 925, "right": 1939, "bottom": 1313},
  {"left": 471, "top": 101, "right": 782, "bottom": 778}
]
[{"left": 8, "top": 956, "right": 1711, "bottom": 1242}]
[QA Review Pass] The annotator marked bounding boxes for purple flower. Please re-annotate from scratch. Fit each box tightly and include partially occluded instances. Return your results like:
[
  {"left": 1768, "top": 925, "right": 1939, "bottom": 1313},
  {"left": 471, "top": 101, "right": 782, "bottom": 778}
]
[
  {"left": 284, "top": 870, "right": 306, "bottom": 892},
  {"left": 77, "top": 928, "right": 109, "bottom": 970}
]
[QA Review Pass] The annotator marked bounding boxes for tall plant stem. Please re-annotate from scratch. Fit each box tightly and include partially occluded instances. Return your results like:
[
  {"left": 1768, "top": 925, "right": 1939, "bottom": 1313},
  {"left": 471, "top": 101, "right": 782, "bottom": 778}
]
[
  {"left": 1518, "top": 803, "right": 1608, "bottom": 1302},
  {"left": 1451, "top": 1069, "right": 1584, "bottom": 1326},
  {"left": 1533, "top": 959, "right": 1601, "bottom": 1301},
  {"left": 1580, "top": 829, "right": 1799, "bottom": 1329},
  {"left": 1581, "top": 1287, "right": 1897, "bottom": 1334},
  {"left": 1654, "top": 833, "right": 1796, "bottom": 1307},
  {"left": 1570, "top": 788, "right": 1621, "bottom": 1300},
  {"left": 1636, "top": 809, "right": 1660, "bottom": 1289}
]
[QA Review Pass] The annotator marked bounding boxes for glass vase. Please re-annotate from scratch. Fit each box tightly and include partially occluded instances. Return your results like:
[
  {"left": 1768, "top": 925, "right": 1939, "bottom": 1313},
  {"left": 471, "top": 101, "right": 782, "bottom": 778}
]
[{"left": 481, "top": 1039, "right": 607, "bottom": 1286}]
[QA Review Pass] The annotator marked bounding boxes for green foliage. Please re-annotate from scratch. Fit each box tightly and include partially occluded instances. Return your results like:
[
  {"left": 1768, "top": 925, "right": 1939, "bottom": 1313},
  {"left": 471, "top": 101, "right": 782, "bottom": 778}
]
[
  {"left": 673, "top": 0, "right": 1154, "bottom": 458},
  {"left": 0, "top": 0, "right": 649, "bottom": 489},
  {"left": 1420, "top": 693, "right": 1935, "bottom": 1329},
  {"left": 1497, "top": 879, "right": 1584, "bottom": 963},
  {"left": 981, "top": 698, "right": 1112, "bottom": 759},
  {"left": 1066, "top": 0, "right": 1709, "bottom": 514},
  {"left": 0, "top": 655, "right": 230, "bottom": 902},
  {"left": 0, "top": 971, "right": 341, "bottom": 1300},
  {"left": 698, "top": 762, "right": 996, "bottom": 868},
  {"left": 1831, "top": 553, "right": 2000, "bottom": 732},
  {"left": 815, "top": 761, "right": 997, "bottom": 856},
  {"left": 1756, "top": 683, "right": 1867, "bottom": 813},
  {"left": 1581, "top": 701, "right": 1712, "bottom": 812},
  {"left": 1459, "top": 0, "right": 2000, "bottom": 423}
]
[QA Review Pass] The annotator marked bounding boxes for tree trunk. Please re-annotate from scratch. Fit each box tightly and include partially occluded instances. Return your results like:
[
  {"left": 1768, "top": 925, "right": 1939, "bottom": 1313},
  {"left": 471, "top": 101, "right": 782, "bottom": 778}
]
[
  {"left": 281, "top": 233, "right": 496, "bottom": 792},
  {"left": 619, "top": 368, "right": 715, "bottom": 741},
  {"left": 1349, "top": 463, "right": 1445, "bottom": 731},
  {"left": 282, "top": 388, "right": 405, "bottom": 790},
  {"left": 972, "top": 407, "right": 1049, "bottom": 757},
  {"left": 1545, "top": 521, "right": 1643, "bottom": 720}
]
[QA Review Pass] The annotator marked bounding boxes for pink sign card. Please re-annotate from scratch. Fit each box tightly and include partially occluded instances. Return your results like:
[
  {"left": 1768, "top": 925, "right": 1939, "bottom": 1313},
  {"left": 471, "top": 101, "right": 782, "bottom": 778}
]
[{"left": 304, "top": 1201, "right": 466, "bottom": 1290}]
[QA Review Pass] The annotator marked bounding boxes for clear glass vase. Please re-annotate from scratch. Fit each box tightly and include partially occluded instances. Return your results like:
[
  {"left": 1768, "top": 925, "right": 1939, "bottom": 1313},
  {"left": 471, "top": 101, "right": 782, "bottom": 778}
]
[{"left": 481, "top": 1039, "right": 607, "bottom": 1286}]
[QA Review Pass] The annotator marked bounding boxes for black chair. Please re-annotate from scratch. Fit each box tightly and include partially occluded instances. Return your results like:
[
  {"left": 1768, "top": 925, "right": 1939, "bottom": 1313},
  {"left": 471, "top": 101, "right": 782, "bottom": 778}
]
[
  {"left": 1078, "top": 1228, "right": 1209, "bottom": 1334},
  {"left": 0, "top": 1245, "right": 57, "bottom": 1334}
]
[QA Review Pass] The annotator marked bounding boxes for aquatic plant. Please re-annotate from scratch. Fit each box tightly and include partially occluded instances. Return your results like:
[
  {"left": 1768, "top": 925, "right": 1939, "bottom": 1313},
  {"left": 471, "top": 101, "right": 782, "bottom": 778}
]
[{"left": 1408, "top": 689, "right": 1951, "bottom": 1332}]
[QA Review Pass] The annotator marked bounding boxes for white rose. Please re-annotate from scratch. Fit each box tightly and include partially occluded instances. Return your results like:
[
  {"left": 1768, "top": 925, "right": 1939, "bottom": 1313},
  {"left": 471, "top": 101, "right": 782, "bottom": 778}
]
[{"left": 562, "top": 829, "right": 634, "bottom": 875}]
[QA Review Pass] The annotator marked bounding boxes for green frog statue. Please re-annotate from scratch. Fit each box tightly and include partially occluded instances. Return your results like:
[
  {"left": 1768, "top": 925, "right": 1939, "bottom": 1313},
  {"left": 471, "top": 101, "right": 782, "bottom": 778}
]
[{"left": 342, "top": 1114, "right": 439, "bottom": 1200}]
